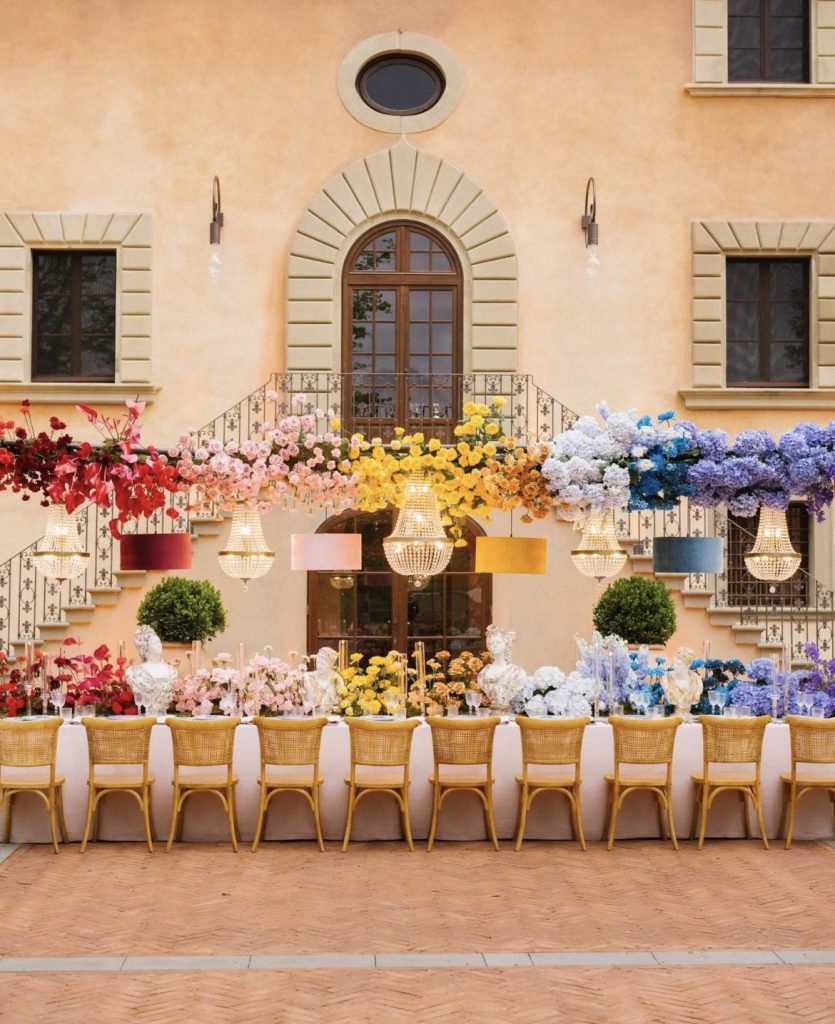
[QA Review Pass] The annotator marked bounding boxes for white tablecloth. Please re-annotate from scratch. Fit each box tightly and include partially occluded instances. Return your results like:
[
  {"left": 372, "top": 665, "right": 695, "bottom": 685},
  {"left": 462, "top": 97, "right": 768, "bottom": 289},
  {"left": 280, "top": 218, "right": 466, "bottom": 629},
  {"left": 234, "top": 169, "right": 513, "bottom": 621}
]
[{"left": 4, "top": 720, "right": 832, "bottom": 844}]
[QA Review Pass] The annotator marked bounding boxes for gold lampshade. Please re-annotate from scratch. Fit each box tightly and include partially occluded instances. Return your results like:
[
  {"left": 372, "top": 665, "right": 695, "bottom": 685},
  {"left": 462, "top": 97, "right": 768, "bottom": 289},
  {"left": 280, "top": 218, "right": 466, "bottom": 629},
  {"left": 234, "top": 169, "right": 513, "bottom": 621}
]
[
  {"left": 570, "top": 509, "right": 626, "bottom": 582},
  {"left": 383, "top": 472, "right": 453, "bottom": 584},
  {"left": 290, "top": 533, "right": 362, "bottom": 571},
  {"left": 474, "top": 536, "right": 547, "bottom": 574},
  {"left": 32, "top": 505, "right": 90, "bottom": 582},
  {"left": 218, "top": 505, "right": 274, "bottom": 587},
  {"left": 744, "top": 506, "right": 801, "bottom": 582}
]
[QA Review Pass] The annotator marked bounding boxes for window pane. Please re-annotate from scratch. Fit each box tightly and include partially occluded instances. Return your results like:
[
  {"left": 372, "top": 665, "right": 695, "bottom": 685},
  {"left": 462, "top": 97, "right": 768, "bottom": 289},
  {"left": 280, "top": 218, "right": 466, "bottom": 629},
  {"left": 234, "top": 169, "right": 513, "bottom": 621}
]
[
  {"left": 432, "top": 290, "right": 453, "bottom": 320},
  {"left": 36, "top": 294, "right": 71, "bottom": 335},
  {"left": 409, "top": 322, "right": 430, "bottom": 353},
  {"left": 729, "top": 16, "right": 762, "bottom": 47},
  {"left": 769, "top": 341, "right": 808, "bottom": 382},
  {"left": 446, "top": 576, "right": 485, "bottom": 638},
  {"left": 769, "top": 49, "right": 805, "bottom": 80},
  {"left": 374, "top": 322, "right": 396, "bottom": 353},
  {"left": 431, "top": 355, "right": 453, "bottom": 376},
  {"left": 410, "top": 252, "right": 430, "bottom": 271},
  {"left": 409, "top": 354, "right": 430, "bottom": 374},
  {"left": 770, "top": 16, "right": 804, "bottom": 47},
  {"left": 770, "top": 0, "right": 804, "bottom": 15},
  {"left": 354, "top": 232, "right": 396, "bottom": 272},
  {"left": 408, "top": 577, "right": 443, "bottom": 637},
  {"left": 410, "top": 290, "right": 430, "bottom": 320},
  {"left": 432, "top": 322, "right": 453, "bottom": 354},
  {"left": 726, "top": 260, "right": 760, "bottom": 300},
  {"left": 80, "top": 336, "right": 115, "bottom": 378},
  {"left": 728, "top": 48, "right": 763, "bottom": 80},
  {"left": 730, "top": 0, "right": 761, "bottom": 14},
  {"left": 35, "top": 336, "right": 72, "bottom": 376},
  {"left": 430, "top": 250, "right": 451, "bottom": 272},
  {"left": 727, "top": 302, "right": 761, "bottom": 342},
  {"left": 727, "top": 341, "right": 762, "bottom": 382},
  {"left": 35, "top": 251, "right": 72, "bottom": 294},
  {"left": 769, "top": 260, "right": 805, "bottom": 300},
  {"left": 409, "top": 231, "right": 430, "bottom": 251},
  {"left": 770, "top": 302, "right": 806, "bottom": 341}
]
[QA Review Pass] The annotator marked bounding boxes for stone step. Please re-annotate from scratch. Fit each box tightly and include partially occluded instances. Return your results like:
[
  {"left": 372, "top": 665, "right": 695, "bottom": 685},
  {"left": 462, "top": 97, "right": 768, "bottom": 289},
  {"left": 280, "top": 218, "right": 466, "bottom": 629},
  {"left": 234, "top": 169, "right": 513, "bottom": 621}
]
[
  {"left": 730, "top": 623, "right": 766, "bottom": 645},
  {"left": 114, "top": 570, "right": 148, "bottom": 589},
  {"left": 87, "top": 587, "right": 122, "bottom": 607},
  {"left": 64, "top": 604, "right": 97, "bottom": 624},
  {"left": 35, "top": 621, "right": 71, "bottom": 641},
  {"left": 653, "top": 572, "right": 689, "bottom": 592},
  {"left": 190, "top": 517, "right": 225, "bottom": 538},
  {"left": 682, "top": 588, "right": 713, "bottom": 609}
]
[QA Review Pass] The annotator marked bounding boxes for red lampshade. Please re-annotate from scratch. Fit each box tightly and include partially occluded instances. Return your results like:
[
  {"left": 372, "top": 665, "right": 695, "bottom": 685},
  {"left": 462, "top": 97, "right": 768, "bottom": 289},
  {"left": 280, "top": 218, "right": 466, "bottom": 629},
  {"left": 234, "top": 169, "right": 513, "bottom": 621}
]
[
  {"left": 120, "top": 534, "right": 192, "bottom": 571},
  {"left": 290, "top": 533, "right": 362, "bottom": 571}
]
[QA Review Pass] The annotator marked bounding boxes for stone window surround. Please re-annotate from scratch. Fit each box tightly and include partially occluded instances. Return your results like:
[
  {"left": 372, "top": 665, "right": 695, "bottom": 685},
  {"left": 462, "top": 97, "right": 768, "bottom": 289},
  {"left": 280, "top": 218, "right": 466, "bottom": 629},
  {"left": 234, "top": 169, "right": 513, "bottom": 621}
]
[
  {"left": 681, "top": 220, "right": 835, "bottom": 410},
  {"left": 689, "top": 0, "right": 835, "bottom": 95},
  {"left": 286, "top": 138, "right": 518, "bottom": 375},
  {"left": 0, "top": 212, "right": 157, "bottom": 403},
  {"left": 338, "top": 31, "right": 464, "bottom": 133}
]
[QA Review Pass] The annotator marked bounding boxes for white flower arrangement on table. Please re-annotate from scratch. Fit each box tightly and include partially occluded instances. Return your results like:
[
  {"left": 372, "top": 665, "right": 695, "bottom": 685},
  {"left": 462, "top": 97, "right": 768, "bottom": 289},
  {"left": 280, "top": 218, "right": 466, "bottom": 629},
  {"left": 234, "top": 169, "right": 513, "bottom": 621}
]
[{"left": 511, "top": 666, "right": 597, "bottom": 718}]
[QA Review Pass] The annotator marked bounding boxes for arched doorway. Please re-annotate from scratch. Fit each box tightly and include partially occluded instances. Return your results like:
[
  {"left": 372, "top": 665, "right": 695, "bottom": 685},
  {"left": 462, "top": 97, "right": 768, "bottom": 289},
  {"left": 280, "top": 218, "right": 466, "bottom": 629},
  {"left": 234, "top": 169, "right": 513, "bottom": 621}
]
[
  {"left": 342, "top": 220, "right": 462, "bottom": 441},
  {"left": 307, "top": 510, "right": 491, "bottom": 660}
]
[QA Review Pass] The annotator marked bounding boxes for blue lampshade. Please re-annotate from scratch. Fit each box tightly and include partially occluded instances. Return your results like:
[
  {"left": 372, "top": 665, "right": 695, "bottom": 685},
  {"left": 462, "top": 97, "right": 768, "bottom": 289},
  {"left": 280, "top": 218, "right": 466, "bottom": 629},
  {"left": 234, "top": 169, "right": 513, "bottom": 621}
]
[{"left": 652, "top": 537, "right": 724, "bottom": 574}]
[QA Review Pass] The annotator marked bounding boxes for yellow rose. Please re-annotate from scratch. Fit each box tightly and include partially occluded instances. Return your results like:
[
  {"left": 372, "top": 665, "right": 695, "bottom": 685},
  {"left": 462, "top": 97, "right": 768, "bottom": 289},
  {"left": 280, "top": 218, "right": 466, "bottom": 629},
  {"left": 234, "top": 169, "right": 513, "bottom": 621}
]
[
  {"left": 470, "top": 415, "right": 484, "bottom": 428},
  {"left": 494, "top": 397, "right": 507, "bottom": 408},
  {"left": 428, "top": 438, "right": 441, "bottom": 451},
  {"left": 463, "top": 402, "right": 477, "bottom": 417},
  {"left": 394, "top": 427, "right": 405, "bottom": 436},
  {"left": 485, "top": 423, "right": 499, "bottom": 436},
  {"left": 412, "top": 432, "right": 425, "bottom": 444}
]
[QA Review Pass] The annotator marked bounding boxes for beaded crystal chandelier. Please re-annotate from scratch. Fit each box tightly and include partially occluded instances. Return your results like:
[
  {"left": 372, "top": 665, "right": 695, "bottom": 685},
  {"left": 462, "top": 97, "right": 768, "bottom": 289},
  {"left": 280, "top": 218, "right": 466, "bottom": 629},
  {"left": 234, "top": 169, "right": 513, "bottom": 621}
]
[
  {"left": 570, "top": 509, "right": 626, "bottom": 582},
  {"left": 744, "top": 506, "right": 801, "bottom": 582},
  {"left": 32, "top": 505, "right": 90, "bottom": 582},
  {"left": 383, "top": 473, "right": 453, "bottom": 586},
  {"left": 218, "top": 505, "right": 274, "bottom": 587}
]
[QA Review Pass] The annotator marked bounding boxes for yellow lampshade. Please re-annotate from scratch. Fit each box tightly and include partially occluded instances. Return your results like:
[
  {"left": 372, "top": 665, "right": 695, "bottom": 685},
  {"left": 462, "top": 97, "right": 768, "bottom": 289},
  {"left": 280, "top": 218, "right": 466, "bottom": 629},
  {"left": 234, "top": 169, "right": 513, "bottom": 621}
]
[
  {"left": 474, "top": 536, "right": 547, "bottom": 574},
  {"left": 290, "top": 533, "right": 362, "bottom": 571}
]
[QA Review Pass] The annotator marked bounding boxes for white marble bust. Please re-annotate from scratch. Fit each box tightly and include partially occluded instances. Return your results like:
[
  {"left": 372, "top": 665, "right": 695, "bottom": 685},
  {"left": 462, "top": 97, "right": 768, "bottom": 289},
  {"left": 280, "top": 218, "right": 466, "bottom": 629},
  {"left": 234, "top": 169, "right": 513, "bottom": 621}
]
[
  {"left": 126, "top": 625, "right": 177, "bottom": 716},
  {"left": 302, "top": 646, "right": 342, "bottom": 712},
  {"left": 477, "top": 625, "right": 527, "bottom": 711},
  {"left": 661, "top": 646, "right": 702, "bottom": 718}
]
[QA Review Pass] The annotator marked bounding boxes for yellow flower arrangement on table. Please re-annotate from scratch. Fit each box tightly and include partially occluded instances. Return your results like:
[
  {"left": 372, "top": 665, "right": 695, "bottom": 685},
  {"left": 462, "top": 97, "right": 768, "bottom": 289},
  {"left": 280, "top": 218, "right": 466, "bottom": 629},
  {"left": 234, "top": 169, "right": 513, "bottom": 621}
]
[
  {"left": 407, "top": 649, "right": 492, "bottom": 713},
  {"left": 336, "top": 651, "right": 410, "bottom": 717}
]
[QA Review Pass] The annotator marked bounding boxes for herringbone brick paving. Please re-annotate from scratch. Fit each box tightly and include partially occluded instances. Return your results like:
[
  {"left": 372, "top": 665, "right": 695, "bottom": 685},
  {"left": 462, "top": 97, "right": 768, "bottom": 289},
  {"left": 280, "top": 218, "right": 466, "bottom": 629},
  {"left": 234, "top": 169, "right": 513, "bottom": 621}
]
[
  {"left": 0, "top": 841, "right": 833, "bottom": 955},
  {"left": 1, "top": 842, "right": 833, "bottom": 1023}
]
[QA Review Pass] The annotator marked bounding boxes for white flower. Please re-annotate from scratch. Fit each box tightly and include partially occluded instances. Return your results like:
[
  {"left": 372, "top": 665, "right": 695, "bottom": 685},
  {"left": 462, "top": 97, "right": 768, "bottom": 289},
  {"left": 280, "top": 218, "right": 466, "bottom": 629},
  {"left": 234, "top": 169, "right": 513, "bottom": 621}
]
[{"left": 524, "top": 695, "right": 548, "bottom": 717}]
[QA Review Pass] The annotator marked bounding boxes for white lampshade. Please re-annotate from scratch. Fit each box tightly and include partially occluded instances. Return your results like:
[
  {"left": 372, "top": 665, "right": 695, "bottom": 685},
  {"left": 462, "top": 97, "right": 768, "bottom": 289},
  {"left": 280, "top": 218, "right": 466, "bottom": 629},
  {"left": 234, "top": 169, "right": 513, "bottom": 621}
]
[{"left": 290, "top": 533, "right": 362, "bottom": 571}]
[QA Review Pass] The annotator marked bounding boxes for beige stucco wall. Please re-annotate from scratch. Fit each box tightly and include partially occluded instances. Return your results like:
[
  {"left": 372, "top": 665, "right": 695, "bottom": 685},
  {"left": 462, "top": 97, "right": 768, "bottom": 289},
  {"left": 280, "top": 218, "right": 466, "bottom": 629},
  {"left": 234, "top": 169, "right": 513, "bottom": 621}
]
[{"left": 1, "top": 0, "right": 834, "bottom": 670}]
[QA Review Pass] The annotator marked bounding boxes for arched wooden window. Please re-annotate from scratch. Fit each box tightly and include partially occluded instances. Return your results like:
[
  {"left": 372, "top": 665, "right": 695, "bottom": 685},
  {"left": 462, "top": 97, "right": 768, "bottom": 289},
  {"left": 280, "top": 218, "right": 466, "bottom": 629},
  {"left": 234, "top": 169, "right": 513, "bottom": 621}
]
[
  {"left": 342, "top": 221, "right": 462, "bottom": 441},
  {"left": 307, "top": 510, "right": 491, "bottom": 661}
]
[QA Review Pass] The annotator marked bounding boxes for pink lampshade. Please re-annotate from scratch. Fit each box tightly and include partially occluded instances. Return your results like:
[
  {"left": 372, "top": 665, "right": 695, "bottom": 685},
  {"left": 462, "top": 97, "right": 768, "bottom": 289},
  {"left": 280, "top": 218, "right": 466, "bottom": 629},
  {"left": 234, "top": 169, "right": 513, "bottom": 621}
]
[
  {"left": 290, "top": 533, "right": 362, "bottom": 571},
  {"left": 120, "top": 534, "right": 192, "bottom": 571}
]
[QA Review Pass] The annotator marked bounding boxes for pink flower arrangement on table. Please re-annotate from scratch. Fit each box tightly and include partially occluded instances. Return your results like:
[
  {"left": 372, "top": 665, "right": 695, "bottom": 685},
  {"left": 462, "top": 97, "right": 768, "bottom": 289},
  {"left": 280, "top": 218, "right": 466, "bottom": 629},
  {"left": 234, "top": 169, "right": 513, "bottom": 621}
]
[
  {"left": 174, "top": 394, "right": 358, "bottom": 513},
  {"left": 171, "top": 650, "right": 306, "bottom": 716}
]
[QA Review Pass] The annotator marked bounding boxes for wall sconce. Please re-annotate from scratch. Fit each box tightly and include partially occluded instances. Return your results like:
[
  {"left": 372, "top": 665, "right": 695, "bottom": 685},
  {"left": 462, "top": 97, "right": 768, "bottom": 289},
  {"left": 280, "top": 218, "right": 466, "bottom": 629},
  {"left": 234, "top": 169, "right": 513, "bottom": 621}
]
[
  {"left": 209, "top": 175, "right": 223, "bottom": 285},
  {"left": 581, "top": 177, "right": 599, "bottom": 283}
]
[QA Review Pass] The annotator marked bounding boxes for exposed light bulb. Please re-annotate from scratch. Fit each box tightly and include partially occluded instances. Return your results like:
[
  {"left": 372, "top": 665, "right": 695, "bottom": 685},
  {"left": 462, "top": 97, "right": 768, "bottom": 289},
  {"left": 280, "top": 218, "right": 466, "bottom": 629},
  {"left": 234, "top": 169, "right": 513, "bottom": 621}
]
[
  {"left": 585, "top": 244, "right": 600, "bottom": 284},
  {"left": 208, "top": 245, "right": 222, "bottom": 285}
]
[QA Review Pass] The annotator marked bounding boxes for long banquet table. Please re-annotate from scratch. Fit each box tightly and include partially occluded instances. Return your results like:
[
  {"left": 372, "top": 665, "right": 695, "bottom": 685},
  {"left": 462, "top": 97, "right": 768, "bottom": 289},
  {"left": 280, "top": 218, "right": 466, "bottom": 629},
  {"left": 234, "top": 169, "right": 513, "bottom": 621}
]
[{"left": 5, "top": 720, "right": 833, "bottom": 844}]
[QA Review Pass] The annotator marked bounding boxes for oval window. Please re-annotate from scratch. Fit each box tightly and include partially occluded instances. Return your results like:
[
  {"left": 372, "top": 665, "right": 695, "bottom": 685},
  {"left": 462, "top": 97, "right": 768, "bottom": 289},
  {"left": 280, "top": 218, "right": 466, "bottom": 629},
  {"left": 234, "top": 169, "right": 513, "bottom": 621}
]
[{"left": 357, "top": 54, "right": 445, "bottom": 116}]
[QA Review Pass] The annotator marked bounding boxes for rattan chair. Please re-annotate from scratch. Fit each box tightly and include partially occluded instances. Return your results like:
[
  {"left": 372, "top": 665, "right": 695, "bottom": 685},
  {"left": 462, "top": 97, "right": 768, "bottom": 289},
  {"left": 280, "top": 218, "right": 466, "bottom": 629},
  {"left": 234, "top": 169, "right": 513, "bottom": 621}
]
[
  {"left": 515, "top": 716, "right": 589, "bottom": 851},
  {"left": 80, "top": 717, "right": 156, "bottom": 853},
  {"left": 252, "top": 716, "right": 327, "bottom": 852},
  {"left": 691, "top": 714, "right": 771, "bottom": 849},
  {"left": 427, "top": 716, "right": 501, "bottom": 851},
  {"left": 165, "top": 717, "right": 241, "bottom": 852},
  {"left": 0, "top": 718, "right": 67, "bottom": 854},
  {"left": 342, "top": 718, "right": 420, "bottom": 852},
  {"left": 603, "top": 716, "right": 682, "bottom": 850},
  {"left": 780, "top": 715, "right": 835, "bottom": 850}
]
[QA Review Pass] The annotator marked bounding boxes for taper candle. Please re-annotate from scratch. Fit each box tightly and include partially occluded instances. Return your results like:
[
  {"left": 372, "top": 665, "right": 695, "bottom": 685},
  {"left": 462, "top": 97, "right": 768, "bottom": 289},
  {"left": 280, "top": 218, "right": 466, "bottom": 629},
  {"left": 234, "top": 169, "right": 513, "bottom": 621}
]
[
  {"left": 238, "top": 641, "right": 245, "bottom": 675},
  {"left": 338, "top": 640, "right": 348, "bottom": 674}
]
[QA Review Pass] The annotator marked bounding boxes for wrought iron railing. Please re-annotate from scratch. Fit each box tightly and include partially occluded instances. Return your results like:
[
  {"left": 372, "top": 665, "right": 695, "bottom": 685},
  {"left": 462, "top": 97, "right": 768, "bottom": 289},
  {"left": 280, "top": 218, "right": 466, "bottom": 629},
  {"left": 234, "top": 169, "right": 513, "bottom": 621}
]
[{"left": 0, "top": 370, "right": 832, "bottom": 661}]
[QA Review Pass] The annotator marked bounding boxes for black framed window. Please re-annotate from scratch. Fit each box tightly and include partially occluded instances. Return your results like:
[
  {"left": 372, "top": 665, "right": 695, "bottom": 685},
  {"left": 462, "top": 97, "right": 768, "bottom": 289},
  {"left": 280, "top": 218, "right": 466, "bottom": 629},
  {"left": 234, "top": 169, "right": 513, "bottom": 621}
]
[
  {"left": 726, "top": 258, "right": 809, "bottom": 387},
  {"left": 32, "top": 249, "right": 117, "bottom": 381},
  {"left": 728, "top": 0, "right": 809, "bottom": 83},
  {"left": 356, "top": 55, "right": 445, "bottom": 115},
  {"left": 727, "top": 504, "right": 809, "bottom": 607}
]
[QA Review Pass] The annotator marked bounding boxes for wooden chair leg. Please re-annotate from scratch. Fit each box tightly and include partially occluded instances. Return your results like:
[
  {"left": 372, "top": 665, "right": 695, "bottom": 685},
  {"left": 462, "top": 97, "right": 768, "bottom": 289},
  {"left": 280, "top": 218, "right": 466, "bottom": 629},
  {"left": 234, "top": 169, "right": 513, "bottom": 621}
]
[
  {"left": 656, "top": 791, "right": 667, "bottom": 840},
  {"left": 665, "top": 787, "right": 679, "bottom": 851},
  {"left": 92, "top": 799, "right": 101, "bottom": 842},
  {"left": 607, "top": 785, "right": 620, "bottom": 850},
  {"left": 226, "top": 787, "right": 239, "bottom": 853},
  {"left": 753, "top": 789, "right": 769, "bottom": 850},
  {"left": 166, "top": 786, "right": 180, "bottom": 852},
  {"left": 427, "top": 783, "right": 441, "bottom": 852},
  {"left": 602, "top": 782, "right": 613, "bottom": 842},
  {"left": 784, "top": 785, "right": 798, "bottom": 850},
  {"left": 251, "top": 784, "right": 267, "bottom": 853},
  {"left": 341, "top": 784, "right": 356, "bottom": 852},
  {"left": 689, "top": 788, "right": 700, "bottom": 841},
  {"left": 398, "top": 788, "right": 415, "bottom": 852},
  {"left": 56, "top": 787, "right": 68, "bottom": 843},
  {"left": 697, "top": 784, "right": 710, "bottom": 850},
  {"left": 514, "top": 786, "right": 529, "bottom": 852},
  {"left": 484, "top": 786, "right": 499, "bottom": 851},
  {"left": 142, "top": 789, "right": 154, "bottom": 853},
  {"left": 175, "top": 794, "right": 186, "bottom": 842},
  {"left": 2, "top": 792, "right": 12, "bottom": 844},
  {"left": 573, "top": 789, "right": 588, "bottom": 852},
  {"left": 80, "top": 787, "right": 96, "bottom": 854},
  {"left": 312, "top": 785, "right": 325, "bottom": 852},
  {"left": 47, "top": 791, "right": 60, "bottom": 855},
  {"left": 740, "top": 789, "right": 751, "bottom": 839}
]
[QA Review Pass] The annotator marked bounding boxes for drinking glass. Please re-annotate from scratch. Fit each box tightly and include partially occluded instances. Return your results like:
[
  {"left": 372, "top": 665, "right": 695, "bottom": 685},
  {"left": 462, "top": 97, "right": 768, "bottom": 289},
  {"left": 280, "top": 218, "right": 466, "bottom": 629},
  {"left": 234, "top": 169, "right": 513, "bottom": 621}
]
[
  {"left": 465, "top": 690, "right": 481, "bottom": 716},
  {"left": 735, "top": 705, "right": 752, "bottom": 718},
  {"left": 811, "top": 706, "right": 825, "bottom": 719},
  {"left": 49, "top": 689, "right": 65, "bottom": 716},
  {"left": 797, "top": 692, "right": 815, "bottom": 716},
  {"left": 708, "top": 689, "right": 721, "bottom": 716}
]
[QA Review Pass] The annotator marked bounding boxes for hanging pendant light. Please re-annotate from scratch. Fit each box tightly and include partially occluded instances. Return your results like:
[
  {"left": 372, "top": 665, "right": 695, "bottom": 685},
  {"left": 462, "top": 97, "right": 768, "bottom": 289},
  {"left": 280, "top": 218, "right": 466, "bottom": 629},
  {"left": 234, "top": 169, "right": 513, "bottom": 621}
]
[
  {"left": 120, "top": 533, "right": 192, "bottom": 571},
  {"left": 218, "top": 505, "right": 274, "bottom": 588},
  {"left": 744, "top": 506, "right": 801, "bottom": 582},
  {"left": 475, "top": 536, "right": 547, "bottom": 574},
  {"left": 32, "top": 505, "right": 90, "bottom": 582},
  {"left": 383, "top": 472, "right": 453, "bottom": 586},
  {"left": 570, "top": 509, "right": 626, "bottom": 582}
]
